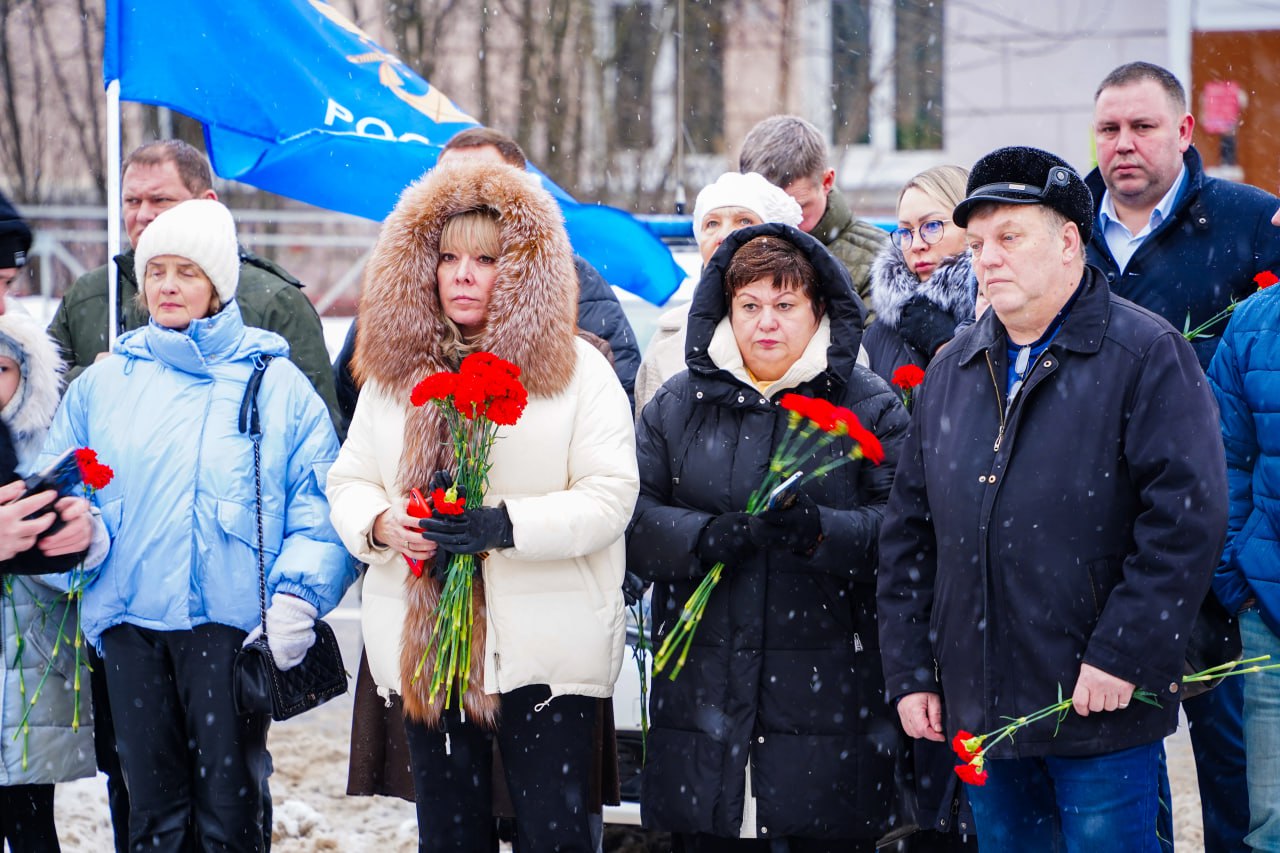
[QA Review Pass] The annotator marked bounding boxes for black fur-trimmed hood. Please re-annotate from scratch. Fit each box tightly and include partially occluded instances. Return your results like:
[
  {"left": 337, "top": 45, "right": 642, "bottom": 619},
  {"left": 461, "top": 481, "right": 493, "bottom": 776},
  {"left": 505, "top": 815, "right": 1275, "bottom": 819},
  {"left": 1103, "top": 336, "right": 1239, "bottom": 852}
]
[{"left": 869, "top": 246, "right": 976, "bottom": 329}]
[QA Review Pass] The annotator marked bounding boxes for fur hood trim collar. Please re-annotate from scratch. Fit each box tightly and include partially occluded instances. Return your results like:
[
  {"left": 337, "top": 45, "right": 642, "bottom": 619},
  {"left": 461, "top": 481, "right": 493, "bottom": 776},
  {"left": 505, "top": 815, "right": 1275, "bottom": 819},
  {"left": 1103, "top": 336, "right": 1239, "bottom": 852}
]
[
  {"left": 352, "top": 163, "right": 579, "bottom": 399},
  {"left": 869, "top": 247, "right": 976, "bottom": 329},
  {"left": 0, "top": 314, "right": 65, "bottom": 470}
]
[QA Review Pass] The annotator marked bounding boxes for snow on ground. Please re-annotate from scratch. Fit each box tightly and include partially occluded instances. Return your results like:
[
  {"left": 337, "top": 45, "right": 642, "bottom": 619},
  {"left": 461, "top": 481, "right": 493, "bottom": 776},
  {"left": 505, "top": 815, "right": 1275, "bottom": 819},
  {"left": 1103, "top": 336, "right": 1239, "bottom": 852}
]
[{"left": 52, "top": 699, "right": 1206, "bottom": 851}]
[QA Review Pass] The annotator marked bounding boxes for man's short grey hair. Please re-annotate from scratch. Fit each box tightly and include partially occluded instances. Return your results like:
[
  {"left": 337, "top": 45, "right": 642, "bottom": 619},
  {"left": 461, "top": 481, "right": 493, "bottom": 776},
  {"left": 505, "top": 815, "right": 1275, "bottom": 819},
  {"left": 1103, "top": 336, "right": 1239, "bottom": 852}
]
[
  {"left": 1095, "top": 62, "right": 1187, "bottom": 114},
  {"left": 739, "top": 115, "right": 828, "bottom": 188}
]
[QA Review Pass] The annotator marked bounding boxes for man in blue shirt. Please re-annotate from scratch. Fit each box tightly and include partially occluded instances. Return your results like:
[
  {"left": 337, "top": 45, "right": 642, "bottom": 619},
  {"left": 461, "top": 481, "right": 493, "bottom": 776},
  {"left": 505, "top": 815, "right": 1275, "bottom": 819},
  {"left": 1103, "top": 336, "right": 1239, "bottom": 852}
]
[{"left": 1085, "top": 61, "right": 1280, "bottom": 853}]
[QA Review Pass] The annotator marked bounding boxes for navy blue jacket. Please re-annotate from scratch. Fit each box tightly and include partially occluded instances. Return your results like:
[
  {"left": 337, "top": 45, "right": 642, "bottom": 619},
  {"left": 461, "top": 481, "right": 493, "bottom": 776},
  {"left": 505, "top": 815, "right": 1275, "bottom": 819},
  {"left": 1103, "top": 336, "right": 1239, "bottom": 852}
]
[
  {"left": 1209, "top": 285, "right": 1280, "bottom": 634},
  {"left": 879, "top": 266, "right": 1227, "bottom": 758},
  {"left": 1085, "top": 146, "right": 1280, "bottom": 371}
]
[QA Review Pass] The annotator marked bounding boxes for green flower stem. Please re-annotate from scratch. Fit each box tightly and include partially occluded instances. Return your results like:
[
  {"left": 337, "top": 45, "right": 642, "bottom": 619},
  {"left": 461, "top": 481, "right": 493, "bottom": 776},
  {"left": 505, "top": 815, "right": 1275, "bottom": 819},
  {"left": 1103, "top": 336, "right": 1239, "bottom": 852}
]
[
  {"left": 655, "top": 418, "right": 863, "bottom": 680},
  {"left": 631, "top": 602, "right": 650, "bottom": 760},
  {"left": 1184, "top": 303, "right": 1238, "bottom": 341}
]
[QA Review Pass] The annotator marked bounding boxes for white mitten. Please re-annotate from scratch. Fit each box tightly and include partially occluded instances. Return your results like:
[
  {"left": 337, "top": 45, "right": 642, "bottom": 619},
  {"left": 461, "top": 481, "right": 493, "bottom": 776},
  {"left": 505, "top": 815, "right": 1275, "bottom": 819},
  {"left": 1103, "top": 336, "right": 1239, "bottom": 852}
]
[{"left": 255, "top": 593, "right": 318, "bottom": 670}]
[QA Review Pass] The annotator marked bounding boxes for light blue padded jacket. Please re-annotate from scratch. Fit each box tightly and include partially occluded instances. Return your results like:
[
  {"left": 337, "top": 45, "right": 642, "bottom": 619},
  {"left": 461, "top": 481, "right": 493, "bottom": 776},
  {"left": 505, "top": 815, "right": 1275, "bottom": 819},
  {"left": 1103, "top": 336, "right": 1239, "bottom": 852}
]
[{"left": 39, "top": 301, "right": 356, "bottom": 648}]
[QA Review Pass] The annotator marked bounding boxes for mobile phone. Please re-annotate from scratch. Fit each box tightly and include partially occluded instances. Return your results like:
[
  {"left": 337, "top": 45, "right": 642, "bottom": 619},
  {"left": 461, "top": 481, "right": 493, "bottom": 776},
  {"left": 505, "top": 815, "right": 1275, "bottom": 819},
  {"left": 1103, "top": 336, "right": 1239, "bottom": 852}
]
[
  {"left": 16, "top": 449, "right": 83, "bottom": 536},
  {"left": 20, "top": 449, "right": 83, "bottom": 502},
  {"left": 765, "top": 471, "right": 803, "bottom": 512}
]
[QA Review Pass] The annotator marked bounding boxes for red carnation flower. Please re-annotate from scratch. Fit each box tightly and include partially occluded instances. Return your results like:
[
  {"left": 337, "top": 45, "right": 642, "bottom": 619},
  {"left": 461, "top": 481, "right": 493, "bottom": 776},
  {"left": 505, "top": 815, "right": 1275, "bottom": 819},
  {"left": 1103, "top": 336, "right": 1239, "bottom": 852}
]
[
  {"left": 485, "top": 394, "right": 527, "bottom": 426},
  {"left": 83, "top": 463, "right": 114, "bottom": 491},
  {"left": 951, "top": 730, "right": 983, "bottom": 762},
  {"left": 954, "top": 761, "right": 988, "bottom": 786},
  {"left": 892, "top": 364, "right": 926, "bottom": 390},
  {"left": 847, "top": 421, "right": 885, "bottom": 466},
  {"left": 410, "top": 373, "right": 457, "bottom": 407},
  {"left": 75, "top": 448, "right": 114, "bottom": 491},
  {"left": 451, "top": 375, "right": 487, "bottom": 420},
  {"left": 1256, "top": 270, "right": 1279, "bottom": 290},
  {"left": 431, "top": 488, "right": 466, "bottom": 515}
]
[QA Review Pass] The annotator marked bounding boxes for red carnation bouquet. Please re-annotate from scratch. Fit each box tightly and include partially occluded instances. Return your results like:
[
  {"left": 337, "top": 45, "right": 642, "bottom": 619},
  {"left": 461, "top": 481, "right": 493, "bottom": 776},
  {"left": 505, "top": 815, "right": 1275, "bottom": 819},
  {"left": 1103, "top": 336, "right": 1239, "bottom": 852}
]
[
  {"left": 405, "top": 352, "right": 528, "bottom": 711},
  {"left": 653, "top": 392, "right": 885, "bottom": 680}
]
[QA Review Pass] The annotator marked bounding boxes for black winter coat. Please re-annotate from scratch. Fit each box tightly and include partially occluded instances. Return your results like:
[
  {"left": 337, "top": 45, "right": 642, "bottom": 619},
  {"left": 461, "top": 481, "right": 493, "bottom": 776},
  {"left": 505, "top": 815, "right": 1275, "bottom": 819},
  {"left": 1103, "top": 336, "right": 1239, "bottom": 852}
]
[
  {"left": 629, "top": 224, "right": 909, "bottom": 840},
  {"left": 878, "top": 265, "right": 1227, "bottom": 758},
  {"left": 1085, "top": 146, "right": 1280, "bottom": 371}
]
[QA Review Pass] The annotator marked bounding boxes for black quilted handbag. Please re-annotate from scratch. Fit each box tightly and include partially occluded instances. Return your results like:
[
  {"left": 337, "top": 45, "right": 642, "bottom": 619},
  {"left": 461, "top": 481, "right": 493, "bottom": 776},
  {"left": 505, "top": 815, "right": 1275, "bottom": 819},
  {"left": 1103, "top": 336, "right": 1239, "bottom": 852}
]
[{"left": 232, "top": 356, "right": 348, "bottom": 721}]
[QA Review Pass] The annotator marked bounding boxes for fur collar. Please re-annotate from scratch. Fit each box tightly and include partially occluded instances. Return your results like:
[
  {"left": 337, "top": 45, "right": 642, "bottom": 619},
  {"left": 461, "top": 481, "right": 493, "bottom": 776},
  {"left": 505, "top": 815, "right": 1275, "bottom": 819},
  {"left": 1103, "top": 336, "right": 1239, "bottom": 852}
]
[
  {"left": 0, "top": 315, "right": 65, "bottom": 472},
  {"left": 869, "top": 247, "right": 976, "bottom": 329}
]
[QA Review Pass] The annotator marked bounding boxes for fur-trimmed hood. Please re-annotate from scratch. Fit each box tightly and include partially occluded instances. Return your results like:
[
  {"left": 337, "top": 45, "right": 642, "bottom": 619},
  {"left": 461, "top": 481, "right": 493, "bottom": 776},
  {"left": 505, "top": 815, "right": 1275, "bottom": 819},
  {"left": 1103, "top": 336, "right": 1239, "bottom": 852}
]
[
  {"left": 869, "top": 246, "right": 977, "bottom": 329},
  {"left": 0, "top": 314, "right": 65, "bottom": 471},
  {"left": 353, "top": 162, "right": 579, "bottom": 399}
]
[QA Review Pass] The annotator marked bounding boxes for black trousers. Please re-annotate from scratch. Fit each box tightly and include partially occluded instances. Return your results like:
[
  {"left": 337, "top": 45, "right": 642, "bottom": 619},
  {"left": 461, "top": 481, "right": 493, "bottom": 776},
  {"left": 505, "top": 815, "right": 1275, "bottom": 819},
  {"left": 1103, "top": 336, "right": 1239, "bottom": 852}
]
[
  {"left": 99, "top": 623, "right": 271, "bottom": 853},
  {"left": 91, "top": 644, "right": 276, "bottom": 853},
  {"left": 0, "top": 783, "right": 59, "bottom": 852},
  {"left": 404, "top": 684, "right": 596, "bottom": 853}
]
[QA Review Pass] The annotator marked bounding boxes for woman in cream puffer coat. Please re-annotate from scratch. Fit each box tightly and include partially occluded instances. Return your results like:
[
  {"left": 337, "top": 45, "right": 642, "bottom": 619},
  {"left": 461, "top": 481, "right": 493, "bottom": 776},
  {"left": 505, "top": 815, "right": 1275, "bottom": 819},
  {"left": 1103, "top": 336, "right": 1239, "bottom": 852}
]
[{"left": 327, "top": 161, "right": 638, "bottom": 853}]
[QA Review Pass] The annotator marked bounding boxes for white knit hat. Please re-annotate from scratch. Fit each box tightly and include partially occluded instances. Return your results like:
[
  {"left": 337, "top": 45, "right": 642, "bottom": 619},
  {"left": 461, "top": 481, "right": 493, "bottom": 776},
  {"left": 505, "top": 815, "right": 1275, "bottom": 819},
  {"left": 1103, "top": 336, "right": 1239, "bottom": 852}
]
[
  {"left": 134, "top": 199, "right": 240, "bottom": 304},
  {"left": 692, "top": 171, "right": 804, "bottom": 235}
]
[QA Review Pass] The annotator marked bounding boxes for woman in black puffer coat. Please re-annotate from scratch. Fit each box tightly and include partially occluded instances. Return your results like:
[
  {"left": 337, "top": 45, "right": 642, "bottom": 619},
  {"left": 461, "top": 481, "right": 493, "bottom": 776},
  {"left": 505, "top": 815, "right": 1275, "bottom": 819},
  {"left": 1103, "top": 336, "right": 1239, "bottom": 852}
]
[
  {"left": 863, "top": 166, "right": 979, "bottom": 386},
  {"left": 629, "top": 223, "right": 908, "bottom": 852}
]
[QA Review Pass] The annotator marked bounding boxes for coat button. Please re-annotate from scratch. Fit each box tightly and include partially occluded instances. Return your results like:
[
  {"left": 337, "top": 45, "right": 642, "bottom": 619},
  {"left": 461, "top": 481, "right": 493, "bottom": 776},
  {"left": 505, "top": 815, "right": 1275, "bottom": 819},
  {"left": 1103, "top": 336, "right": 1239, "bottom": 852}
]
[
  {"left": 1170, "top": 682, "right": 1179, "bottom": 693},
  {"left": 738, "top": 395, "right": 745, "bottom": 403},
  {"left": 978, "top": 475, "right": 987, "bottom": 483},
  {"left": 1043, "top": 360, "right": 1052, "bottom": 368},
  {"left": 760, "top": 827, "right": 769, "bottom": 835},
  {"left": 696, "top": 391, "right": 704, "bottom": 399},
  {"left": 988, "top": 473, "right": 997, "bottom": 483},
  {"left": 759, "top": 398, "right": 767, "bottom": 405},
  {"left": 757, "top": 735, "right": 765, "bottom": 743}
]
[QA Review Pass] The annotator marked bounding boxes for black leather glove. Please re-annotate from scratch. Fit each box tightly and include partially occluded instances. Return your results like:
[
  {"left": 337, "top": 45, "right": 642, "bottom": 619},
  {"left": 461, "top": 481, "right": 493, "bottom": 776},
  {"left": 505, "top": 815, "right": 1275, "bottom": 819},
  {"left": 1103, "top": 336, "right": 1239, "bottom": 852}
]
[
  {"left": 696, "top": 512, "right": 756, "bottom": 567},
  {"left": 622, "top": 571, "right": 649, "bottom": 607},
  {"left": 420, "top": 503, "right": 514, "bottom": 554},
  {"left": 752, "top": 488, "right": 823, "bottom": 556},
  {"left": 897, "top": 296, "right": 958, "bottom": 358}
]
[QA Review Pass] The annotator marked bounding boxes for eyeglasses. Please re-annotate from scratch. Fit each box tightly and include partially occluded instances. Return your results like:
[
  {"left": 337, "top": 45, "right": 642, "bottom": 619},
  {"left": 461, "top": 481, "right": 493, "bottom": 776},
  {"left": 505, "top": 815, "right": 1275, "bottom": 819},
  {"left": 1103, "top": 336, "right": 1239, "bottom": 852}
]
[{"left": 891, "top": 219, "right": 951, "bottom": 252}]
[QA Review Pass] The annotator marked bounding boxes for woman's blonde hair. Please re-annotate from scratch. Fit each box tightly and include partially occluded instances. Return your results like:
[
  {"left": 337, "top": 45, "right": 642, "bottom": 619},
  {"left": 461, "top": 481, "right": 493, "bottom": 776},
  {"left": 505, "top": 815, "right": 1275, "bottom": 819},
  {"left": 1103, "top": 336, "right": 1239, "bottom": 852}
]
[
  {"left": 439, "top": 208, "right": 501, "bottom": 260},
  {"left": 438, "top": 208, "right": 502, "bottom": 352},
  {"left": 898, "top": 165, "right": 970, "bottom": 213}
]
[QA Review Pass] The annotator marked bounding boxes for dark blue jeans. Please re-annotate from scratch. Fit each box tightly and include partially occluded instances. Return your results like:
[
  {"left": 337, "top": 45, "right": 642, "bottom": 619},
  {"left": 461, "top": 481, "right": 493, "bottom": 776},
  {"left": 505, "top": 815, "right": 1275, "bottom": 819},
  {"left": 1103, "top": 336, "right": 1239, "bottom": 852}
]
[
  {"left": 1183, "top": 674, "right": 1250, "bottom": 853},
  {"left": 966, "top": 742, "right": 1162, "bottom": 853}
]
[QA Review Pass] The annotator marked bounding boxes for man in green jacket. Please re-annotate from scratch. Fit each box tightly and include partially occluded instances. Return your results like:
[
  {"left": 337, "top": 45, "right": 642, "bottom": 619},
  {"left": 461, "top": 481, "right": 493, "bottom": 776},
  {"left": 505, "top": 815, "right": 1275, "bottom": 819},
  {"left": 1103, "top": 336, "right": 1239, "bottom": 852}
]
[
  {"left": 48, "top": 139, "right": 342, "bottom": 434},
  {"left": 740, "top": 114, "right": 888, "bottom": 320}
]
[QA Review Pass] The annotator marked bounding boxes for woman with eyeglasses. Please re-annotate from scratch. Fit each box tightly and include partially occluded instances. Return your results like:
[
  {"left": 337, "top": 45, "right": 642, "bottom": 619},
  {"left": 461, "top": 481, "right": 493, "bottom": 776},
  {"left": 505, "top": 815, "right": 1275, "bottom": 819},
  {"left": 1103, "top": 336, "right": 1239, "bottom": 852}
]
[{"left": 863, "top": 166, "right": 982, "bottom": 386}]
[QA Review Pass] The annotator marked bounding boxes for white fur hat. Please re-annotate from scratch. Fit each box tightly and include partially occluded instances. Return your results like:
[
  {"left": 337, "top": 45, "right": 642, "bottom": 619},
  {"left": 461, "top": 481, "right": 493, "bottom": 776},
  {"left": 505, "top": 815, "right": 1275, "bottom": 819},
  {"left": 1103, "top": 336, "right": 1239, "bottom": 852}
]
[
  {"left": 134, "top": 199, "right": 240, "bottom": 304},
  {"left": 692, "top": 171, "right": 804, "bottom": 235}
]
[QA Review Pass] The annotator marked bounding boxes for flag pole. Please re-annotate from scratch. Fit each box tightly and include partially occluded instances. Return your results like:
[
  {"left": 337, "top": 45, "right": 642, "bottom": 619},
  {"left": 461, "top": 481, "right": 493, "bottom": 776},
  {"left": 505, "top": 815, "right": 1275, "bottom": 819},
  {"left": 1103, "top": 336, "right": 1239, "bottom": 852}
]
[{"left": 106, "top": 78, "right": 121, "bottom": 350}]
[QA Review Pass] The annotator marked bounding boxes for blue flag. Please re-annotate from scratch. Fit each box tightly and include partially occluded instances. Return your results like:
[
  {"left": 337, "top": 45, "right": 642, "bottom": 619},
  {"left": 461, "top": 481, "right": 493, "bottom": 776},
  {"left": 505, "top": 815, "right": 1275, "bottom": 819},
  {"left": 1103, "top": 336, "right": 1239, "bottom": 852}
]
[{"left": 104, "top": 0, "right": 682, "bottom": 304}]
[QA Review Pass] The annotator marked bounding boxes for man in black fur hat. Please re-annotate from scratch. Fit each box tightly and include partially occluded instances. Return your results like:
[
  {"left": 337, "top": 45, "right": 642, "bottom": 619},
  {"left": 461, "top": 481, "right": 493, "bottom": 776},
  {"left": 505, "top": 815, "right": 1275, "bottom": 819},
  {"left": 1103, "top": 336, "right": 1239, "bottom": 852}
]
[{"left": 878, "top": 145, "right": 1228, "bottom": 851}]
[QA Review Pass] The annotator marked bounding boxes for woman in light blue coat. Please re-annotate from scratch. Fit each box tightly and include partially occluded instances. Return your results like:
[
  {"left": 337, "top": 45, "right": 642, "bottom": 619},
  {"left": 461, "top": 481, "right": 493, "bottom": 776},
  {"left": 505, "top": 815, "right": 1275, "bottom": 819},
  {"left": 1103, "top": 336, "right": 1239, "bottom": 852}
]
[{"left": 40, "top": 199, "right": 355, "bottom": 853}]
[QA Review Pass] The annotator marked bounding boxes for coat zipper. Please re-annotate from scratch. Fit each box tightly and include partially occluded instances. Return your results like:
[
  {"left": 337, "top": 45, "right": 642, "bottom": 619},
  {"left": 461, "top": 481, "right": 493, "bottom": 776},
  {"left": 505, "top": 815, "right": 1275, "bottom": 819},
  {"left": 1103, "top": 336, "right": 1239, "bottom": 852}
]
[{"left": 984, "top": 352, "right": 1006, "bottom": 452}]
